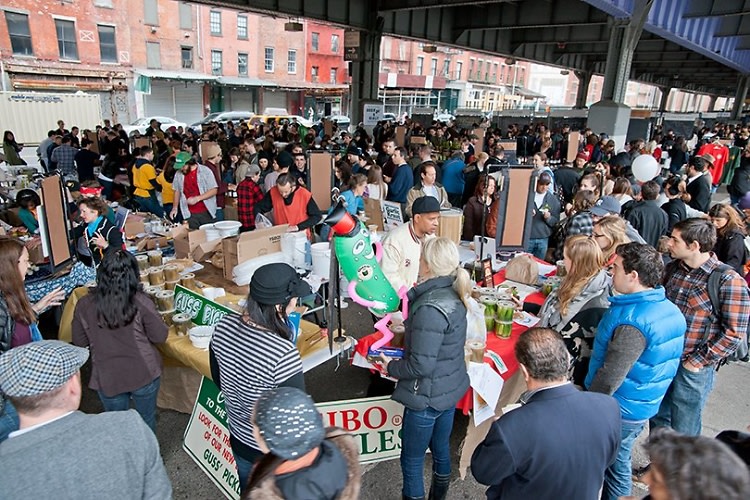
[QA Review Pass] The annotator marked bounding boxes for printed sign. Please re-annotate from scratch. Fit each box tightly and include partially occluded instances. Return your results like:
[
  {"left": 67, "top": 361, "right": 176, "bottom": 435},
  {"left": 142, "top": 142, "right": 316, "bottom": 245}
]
[
  {"left": 184, "top": 380, "right": 406, "bottom": 498},
  {"left": 363, "top": 104, "right": 384, "bottom": 126},
  {"left": 381, "top": 201, "right": 403, "bottom": 231},
  {"left": 174, "top": 285, "right": 234, "bottom": 327},
  {"left": 183, "top": 378, "right": 240, "bottom": 500}
]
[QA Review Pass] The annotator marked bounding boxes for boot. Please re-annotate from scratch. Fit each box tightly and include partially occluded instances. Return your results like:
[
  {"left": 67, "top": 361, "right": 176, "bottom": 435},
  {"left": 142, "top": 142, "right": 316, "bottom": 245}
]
[
  {"left": 428, "top": 473, "right": 451, "bottom": 500},
  {"left": 402, "top": 495, "right": 425, "bottom": 500}
]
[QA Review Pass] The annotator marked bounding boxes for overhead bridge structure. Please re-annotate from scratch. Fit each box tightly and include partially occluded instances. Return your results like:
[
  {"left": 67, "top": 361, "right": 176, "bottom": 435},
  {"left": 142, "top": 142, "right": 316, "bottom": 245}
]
[{"left": 194, "top": 0, "right": 750, "bottom": 136}]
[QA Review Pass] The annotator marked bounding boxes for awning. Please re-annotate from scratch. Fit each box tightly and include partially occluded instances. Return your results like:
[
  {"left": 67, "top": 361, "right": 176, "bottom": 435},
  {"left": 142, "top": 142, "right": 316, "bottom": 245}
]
[
  {"left": 216, "top": 76, "right": 278, "bottom": 88},
  {"left": 511, "top": 86, "right": 546, "bottom": 99},
  {"left": 277, "top": 82, "right": 349, "bottom": 92},
  {"left": 133, "top": 69, "right": 218, "bottom": 82}
]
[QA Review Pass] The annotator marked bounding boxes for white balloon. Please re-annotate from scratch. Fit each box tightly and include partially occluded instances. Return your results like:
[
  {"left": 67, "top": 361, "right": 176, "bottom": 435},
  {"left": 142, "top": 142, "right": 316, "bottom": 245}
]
[{"left": 632, "top": 154, "right": 659, "bottom": 182}]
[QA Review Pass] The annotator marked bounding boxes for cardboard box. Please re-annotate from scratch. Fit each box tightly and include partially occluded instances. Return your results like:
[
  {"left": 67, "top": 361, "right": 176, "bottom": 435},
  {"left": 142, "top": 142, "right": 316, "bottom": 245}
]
[
  {"left": 123, "top": 213, "right": 146, "bottom": 239},
  {"left": 171, "top": 225, "right": 222, "bottom": 261},
  {"left": 222, "top": 224, "right": 287, "bottom": 280},
  {"left": 136, "top": 236, "right": 170, "bottom": 252}
]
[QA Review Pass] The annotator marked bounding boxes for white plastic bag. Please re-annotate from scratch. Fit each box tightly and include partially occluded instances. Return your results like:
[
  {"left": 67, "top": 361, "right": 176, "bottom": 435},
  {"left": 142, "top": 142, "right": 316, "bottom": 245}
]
[
  {"left": 255, "top": 213, "right": 273, "bottom": 229},
  {"left": 465, "top": 296, "right": 487, "bottom": 343}
]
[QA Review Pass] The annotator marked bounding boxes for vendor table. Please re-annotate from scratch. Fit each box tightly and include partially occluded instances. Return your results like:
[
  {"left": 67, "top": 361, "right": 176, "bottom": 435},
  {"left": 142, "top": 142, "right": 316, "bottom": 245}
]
[{"left": 59, "top": 265, "right": 354, "bottom": 413}]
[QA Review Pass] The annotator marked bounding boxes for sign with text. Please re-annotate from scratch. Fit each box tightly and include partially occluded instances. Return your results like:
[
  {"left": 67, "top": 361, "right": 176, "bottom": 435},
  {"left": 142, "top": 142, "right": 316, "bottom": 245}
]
[
  {"left": 316, "top": 396, "right": 405, "bottom": 464},
  {"left": 381, "top": 201, "right": 404, "bottom": 231},
  {"left": 363, "top": 104, "right": 384, "bottom": 126},
  {"left": 344, "top": 30, "right": 361, "bottom": 61},
  {"left": 183, "top": 377, "right": 240, "bottom": 500},
  {"left": 174, "top": 285, "right": 234, "bottom": 327},
  {"left": 184, "top": 379, "right": 406, "bottom": 498}
]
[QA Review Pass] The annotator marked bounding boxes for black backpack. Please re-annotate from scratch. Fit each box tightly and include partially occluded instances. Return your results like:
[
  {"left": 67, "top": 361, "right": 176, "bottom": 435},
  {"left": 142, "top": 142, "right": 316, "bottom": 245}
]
[{"left": 705, "top": 264, "right": 750, "bottom": 364}]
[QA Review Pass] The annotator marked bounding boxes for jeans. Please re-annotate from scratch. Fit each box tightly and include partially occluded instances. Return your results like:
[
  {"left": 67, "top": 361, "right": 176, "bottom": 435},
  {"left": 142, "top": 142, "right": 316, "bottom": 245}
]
[
  {"left": 187, "top": 211, "right": 216, "bottom": 230},
  {"left": 100, "top": 178, "right": 114, "bottom": 200},
  {"left": 233, "top": 445, "right": 263, "bottom": 495},
  {"left": 400, "top": 406, "right": 455, "bottom": 498},
  {"left": 97, "top": 377, "right": 160, "bottom": 433},
  {"left": 602, "top": 419, "right": 645, "bottom": 500},
  {"left": 134, "top": 192, "right": 164, "bottom": 217},
  {"left": 527, "top": 238, "right": 549, "bottom": 261},
  {"left": 0, "top": 399, "right": 19, "bottom": 442},
  {"left": 650, "top": 363, "right": 716, "bottom": 436}
]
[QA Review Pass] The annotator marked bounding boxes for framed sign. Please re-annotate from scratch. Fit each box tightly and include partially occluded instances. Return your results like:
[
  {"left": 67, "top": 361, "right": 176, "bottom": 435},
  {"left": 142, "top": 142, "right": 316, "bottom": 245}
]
[
  {"left": 308, "top": 152, "right": 335, "bottom": 211},
  {"left": 482, "top": 258, "right": 494, "bottom": 287},
  {"left": 38, "top": 175, "right": 73, "bottom": 272}
]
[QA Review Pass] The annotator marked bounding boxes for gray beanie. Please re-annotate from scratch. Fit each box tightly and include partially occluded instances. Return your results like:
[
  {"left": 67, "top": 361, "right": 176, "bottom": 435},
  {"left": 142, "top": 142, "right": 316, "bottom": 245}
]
[{"left": 254, "top": 387, "right": 325, "bottom": 460}]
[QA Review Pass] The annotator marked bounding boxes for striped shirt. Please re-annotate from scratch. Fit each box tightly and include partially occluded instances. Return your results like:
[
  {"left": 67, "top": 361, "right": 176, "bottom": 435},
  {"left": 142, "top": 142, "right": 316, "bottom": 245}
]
[
  {"left": 664, "top": 254, "right": 750, "bottom": 367},
  {"left": 210, "top": 314, "right": 302, "bottom": 450}
]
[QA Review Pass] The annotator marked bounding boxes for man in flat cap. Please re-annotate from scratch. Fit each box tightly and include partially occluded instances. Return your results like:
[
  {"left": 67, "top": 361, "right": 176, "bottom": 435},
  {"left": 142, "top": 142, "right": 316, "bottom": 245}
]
[{"left": 0, "top": 341, "right": 172, "bottom": 499}]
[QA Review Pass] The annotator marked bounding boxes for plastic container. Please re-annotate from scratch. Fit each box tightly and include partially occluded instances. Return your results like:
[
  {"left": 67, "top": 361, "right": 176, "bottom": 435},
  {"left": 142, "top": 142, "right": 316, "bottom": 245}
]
[
  {"left": 180, "top": 273, "right": 196, "bottom": 290},
  {"left": 281, "top": 232, "right": 310, "bottom": 269},
  {"left": 148, "top": 267, "right": 165, "bottom": 285},
  {"left": 160, "top": 309, "right": 176, "bottom": 326},
  {"left": 147, "top": 250, "right": 163, "bottom": 267},
  {"left": 156, "top": 290, "right": 175, "bottom": 312},
  {"left": 136, "top": 255, "right": 149, "bottom": 271},
  {"left": 173, "top": 313, "right": 192, "bottom": 336},
  {"left": 310, "top": 242, "right": 331, "bottom": 278},
  {"left": 200, "top": 223, "right": 221, "bottom": 242},
  {"left": 214, "top": 220, "right": 242, "bottom": 238},
  {"left": 163, "top": 264, "right": 181, "bottom": 282},
  {"left": 189, "top": 325, "right": 214, "bottom": 349},
  {"left": 164, "top": 280, "right": 180, "bottom": 291}
]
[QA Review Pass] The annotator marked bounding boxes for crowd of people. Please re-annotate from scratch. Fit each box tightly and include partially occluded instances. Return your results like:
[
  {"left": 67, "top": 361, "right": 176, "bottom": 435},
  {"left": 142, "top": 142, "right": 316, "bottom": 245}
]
[{"left": 1, "top": 113, "right": 750, "bottom": 500}]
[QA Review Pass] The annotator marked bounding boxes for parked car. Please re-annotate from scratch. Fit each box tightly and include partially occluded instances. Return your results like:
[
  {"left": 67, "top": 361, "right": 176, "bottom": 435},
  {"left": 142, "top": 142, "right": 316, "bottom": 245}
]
[
  {"left": 189, "top": 111, "right": 254, "bottom": 133},
  {"left": 122, "top": 116, "right": 187, "bottom": 137},
  {"left": 250, "top": 114, "right": 313, "bottom": 128},
  {"left": 435, "top": 113, "right": 455, "bottom": 124},
  {"left": 317, "top": 115, "right": 351, "bottom": 133},
  {"left": 382, "top": 112, "right": 397, "bottom": 123}
]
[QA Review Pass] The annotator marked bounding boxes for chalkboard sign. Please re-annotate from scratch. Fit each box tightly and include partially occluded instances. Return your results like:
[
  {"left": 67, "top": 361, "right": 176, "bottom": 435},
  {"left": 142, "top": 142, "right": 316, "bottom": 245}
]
[
  {"left": 381, "top": 201, "right": 404, "bottom": 231},
  {"left": 411, "top": 109, "right": 434, "bottom": 130}
]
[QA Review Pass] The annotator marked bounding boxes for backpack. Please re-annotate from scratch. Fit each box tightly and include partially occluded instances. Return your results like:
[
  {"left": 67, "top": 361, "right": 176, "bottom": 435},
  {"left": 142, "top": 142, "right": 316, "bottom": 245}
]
[{"left": 706, "top": 264, "right": 750, "bottom": 364}]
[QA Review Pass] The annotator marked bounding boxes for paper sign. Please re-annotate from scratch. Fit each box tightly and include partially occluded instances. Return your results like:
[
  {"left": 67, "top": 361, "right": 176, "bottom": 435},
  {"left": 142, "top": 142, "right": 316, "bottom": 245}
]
[
  {"left": 363, "top": 104, "right": 384, "bottom": 126},
  {"left": 381, "top": 201, "right": 403, "bottom": 231},
  {"left": 174, "top": 285, "right": 234, "bottom": 326},
  {"left": 468, "top": 362, "right": 504, "bottom": 426},
  {"left": 486, "top": 350, "right": 509, "bottom": 375}
]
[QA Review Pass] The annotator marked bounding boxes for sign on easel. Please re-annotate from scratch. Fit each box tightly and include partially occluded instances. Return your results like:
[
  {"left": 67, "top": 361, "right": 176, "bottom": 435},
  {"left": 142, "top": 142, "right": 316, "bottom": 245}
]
[
  {"left": 381, "top": 201, "right": 403, "bottom": 230},
  {"left": 174, "top": 285, "right": 234, "bottom": 326}
]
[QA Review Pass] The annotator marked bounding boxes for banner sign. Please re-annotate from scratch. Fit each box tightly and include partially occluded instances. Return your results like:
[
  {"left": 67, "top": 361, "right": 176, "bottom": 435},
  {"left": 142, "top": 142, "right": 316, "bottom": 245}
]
[
  {"left": 184, "top": 379, "right": 406, "bottom": 498},
  {"left": 363, "top": 103, "right": 384, "bottom": 126},
  {"left": 174, "top": 285, "right": 234, "bottom": 327}
]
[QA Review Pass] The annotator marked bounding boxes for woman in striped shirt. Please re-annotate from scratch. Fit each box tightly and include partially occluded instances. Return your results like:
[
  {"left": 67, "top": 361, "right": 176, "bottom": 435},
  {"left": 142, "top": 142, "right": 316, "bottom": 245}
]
[{"left": 210, "top": 262, "right": 311, "bottom": 494}]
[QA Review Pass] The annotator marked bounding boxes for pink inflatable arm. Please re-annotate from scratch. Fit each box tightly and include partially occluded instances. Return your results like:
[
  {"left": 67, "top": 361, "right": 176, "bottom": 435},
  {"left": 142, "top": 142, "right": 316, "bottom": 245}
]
[
  {"left": 374, "top": 241, "right": 384, "bottom": 263},
  {"left": 398, "top": 285, "right": 409, "bottom": 320},
  {"left": 369, "top": 314, "right": 394, "bottom": 352},
  {"left": 348, "top": 280, "right": 387, "bottom": 310}
]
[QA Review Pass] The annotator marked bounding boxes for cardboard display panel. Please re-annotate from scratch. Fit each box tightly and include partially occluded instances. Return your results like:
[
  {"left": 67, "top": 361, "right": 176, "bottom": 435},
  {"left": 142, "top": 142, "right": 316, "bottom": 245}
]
[
  {"left": 309, "top": 152, "right": 334, "bottom": 212},
  {"left": 494, "top": 167, "right": 535, "bottom": 252},
  {"left": 395, "top": 126, "right": 406, "bottom": 147},
  {"left": 39, "top": 175, "right": 72, "bottom": 269},
  {"left": 85, "top": 131, "right": 99, "bottom": 154},
  {"left": 566, "top": 131, "right": 581, "bottom": 163}
]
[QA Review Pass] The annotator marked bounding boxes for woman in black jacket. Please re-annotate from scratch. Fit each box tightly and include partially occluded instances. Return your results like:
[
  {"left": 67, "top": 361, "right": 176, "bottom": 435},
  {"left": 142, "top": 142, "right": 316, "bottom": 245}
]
[
  {"left": 378, "top": 237, "right": 471, "bottom": 500},
  {"left": 709, "top": 204, "right": 747, "bottom": 276},
  {"left": 75, "top": 197, "right": 123, "bottom": 267}
]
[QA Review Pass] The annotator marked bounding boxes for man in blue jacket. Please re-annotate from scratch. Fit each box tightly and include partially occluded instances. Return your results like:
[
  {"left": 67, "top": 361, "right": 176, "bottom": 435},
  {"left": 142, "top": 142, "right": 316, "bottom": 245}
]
[
  {"left": 472, "top": 327, "right": 620, "bottom": 500},
  {"left": 585, "top": 242, "right": 686, "bottom": 500},
  {"left": 386, "top": 146, "right": 414, "bottom": 208}
]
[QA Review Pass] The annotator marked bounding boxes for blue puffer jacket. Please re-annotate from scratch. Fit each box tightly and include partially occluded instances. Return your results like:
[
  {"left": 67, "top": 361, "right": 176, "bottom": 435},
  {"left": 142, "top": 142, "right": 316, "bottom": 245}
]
[
  {"left": 585, "top": 287, "right": 686, "bottom": 421},
  {"left": 388, "top": 276, "right": 470, "bottom": 411}
]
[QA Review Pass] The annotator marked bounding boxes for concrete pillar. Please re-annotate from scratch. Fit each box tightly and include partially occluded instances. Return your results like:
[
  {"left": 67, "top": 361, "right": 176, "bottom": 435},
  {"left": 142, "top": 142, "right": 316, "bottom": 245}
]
[
  {"left": 659, "top": 87, "right": 672, "bottom": 112},
  {"left": 574, "top": 70, "right": 592, "bottom": 109},
  {"left": 731, "top": 75, "right": 749, "bottom": 120},
  {"left": 349, "top": 16, "right": 383, "bottom": 129},
  {"left": 708, "top": 95, "right": 717, "bottom": 112}
]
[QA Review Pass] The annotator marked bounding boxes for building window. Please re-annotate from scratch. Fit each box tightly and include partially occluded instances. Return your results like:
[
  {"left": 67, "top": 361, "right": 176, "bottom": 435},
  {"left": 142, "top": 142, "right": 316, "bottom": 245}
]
[
  {"left": 477, "top": 60, "right": 483, "bottom": 80},
  {"left": 455, "top": 61, "right": 463, "bottom": 80},
  {"left": 178, "top": 2, "right": 192, "bottom": 29},
  {"left": 97, "top": 25, "right": 117, "bottom": 63},
  {"left": 311, "top": 66, "right": 319, "bottom": 82},
  {"left": 264, "top": 47, "right": 274, "bottom": 72},
  {"left": 312, "top": 32, "right": 319, "bottom": 51},
  {"left": 444, "top": 60, "right": 450, "bottom": 77},
  {"left": 55, "top": 19, "right": 78, "bottom": 60},
  {"left": 238, "top": 52, "right": 248, "bottom": 76},
  {"left": 146, "top": 41, "right": 160, "bottom": 69},
  {"left": 492, "top": 63, "right": 498, "bottom": 82},
  {"left": 5, "top": 12, "right": 33, "bottom": 56},
  {"left": 287, "top": 50, "right": 296, "bottom": 74},
  {"left": 330, "top": 67, "right": 337, "bottom": 84},
  {"left": 430, "top": 58, "right": 438, "bottom": 76},
  {"left": 468, "top": 58, "right": 475, "bottom": 78},
  {"left": 144, "top": 0, "right": 158, "bottom": 26},
  {"left": 331, "top": 34, "right": 339, "bottom": 53},
  {"left": 237, "top": 15, "right": 247, "bottom": 39},
  {"left": 181, "top": 47, "right": 193, "bottom": 69},
  {"left": 398, "top": 41, "right": 406, "bottom": 60},
  {"left": 416, "top": 56, "right": 424, "bottom": 76},
  {"left": 210, "top": 11, "right": 221, "bottom": 35},
  {"left": 94, "top": 0, "right": 113, "bottom": 8},
  {"left": 211, "top": 50, "right": 222, "bottom": 75}
]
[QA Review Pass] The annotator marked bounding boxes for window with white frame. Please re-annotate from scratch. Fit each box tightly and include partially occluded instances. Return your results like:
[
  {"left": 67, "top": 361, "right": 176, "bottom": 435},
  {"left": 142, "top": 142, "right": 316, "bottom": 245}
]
[
  {"left": 264, "top": 47, "right": 274, "bottom": 72},
  {"left": 211, "top": 50, "right": 222, "bottom": 75},
  {"left": 331, "top": 34, "right": 339, "bottom": 52},
  {"left": 209, "top": 10, "right": 221, "bottom": 35},
  {"left": 311, "top": 32, "right": 319, "bottom": 51},
  {"left": 416, "top": 56, "right": 424, "bottom": 76},
  {"left": 5, "top": 12, "right": 33, "bottom": 56},
  {"left": 237, "top": 15, "right": 247, "bottom": 39},
  {"left": 55, "top": 19, "right": 78, "bottom": 60},
  {"left": 330, "top": 67, "right": 337, "bottom": 84},
  {"left": 238, "top": 52, "right": 248, "bottom": 76},
  {"left": 430, "top": 58, "right": 437, "bottom": 76},
  {"left": 287, "top": 50, "right": 296, "bottom": 74},
  {"left": 97, "top": 25, "right": 117, "bottom": 63}
]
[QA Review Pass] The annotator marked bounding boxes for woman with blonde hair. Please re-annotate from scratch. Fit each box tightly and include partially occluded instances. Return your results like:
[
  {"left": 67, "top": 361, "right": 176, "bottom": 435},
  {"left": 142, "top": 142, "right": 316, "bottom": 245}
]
[
  {"left": 592, "top": 216, "right": 631, "bottom": 265},
  {"left": 539, "top": 235, "right": 612, "bottom": 384},
  {"left": 378, "top": 237, "right": 471, "bottom": 500}
]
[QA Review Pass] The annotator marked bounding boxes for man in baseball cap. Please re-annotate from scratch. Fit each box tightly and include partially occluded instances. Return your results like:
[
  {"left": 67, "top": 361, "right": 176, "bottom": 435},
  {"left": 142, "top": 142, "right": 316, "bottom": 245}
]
[{"left": 0, "top": 341, "right": 172, "bottom": 498}]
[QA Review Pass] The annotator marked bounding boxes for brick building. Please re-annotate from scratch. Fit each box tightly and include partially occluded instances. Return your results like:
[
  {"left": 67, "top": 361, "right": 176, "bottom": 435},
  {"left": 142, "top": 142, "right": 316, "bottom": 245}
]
[{"left": 303, "top": 21, "right": 348, "bottom": 118}]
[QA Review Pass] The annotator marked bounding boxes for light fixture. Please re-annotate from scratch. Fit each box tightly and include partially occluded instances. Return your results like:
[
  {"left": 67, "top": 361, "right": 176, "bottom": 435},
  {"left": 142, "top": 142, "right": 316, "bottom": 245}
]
[
  {"left": 284, "top": 21, "right": 303, "bottom": 32},
  {"left": 505, "top": 58, "right": 516, "bottom": 65},
  {"left": 423, "top": 45, "right": 438, "bottom": 53},
  {"left": 560, "top": 70, "right": 569, "bottom": 75}
]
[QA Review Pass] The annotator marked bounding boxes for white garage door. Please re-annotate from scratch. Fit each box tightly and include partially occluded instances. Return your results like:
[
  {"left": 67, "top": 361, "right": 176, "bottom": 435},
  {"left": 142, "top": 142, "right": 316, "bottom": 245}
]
[
  {"left": 227, "top": 89, "right": 255, "bottom": 112},
  {"left": 174, "top": 84, "right": 204, "bottom": 125},
  {"left": 262, "top": 90, "right": 288, "bottom": 112},
  {"left": 144, "top": 82, "right": 176, "bottom": 118}
]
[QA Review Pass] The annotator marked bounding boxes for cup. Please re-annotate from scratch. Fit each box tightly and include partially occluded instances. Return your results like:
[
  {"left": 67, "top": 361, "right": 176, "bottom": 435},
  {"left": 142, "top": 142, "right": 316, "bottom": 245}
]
[
  {"left": 180, "top": 273, "right": 196, "bottom": 290},
  {"left": 156, "top": 290, "right": 175, "bottom": 312},
  {"left": 172, "top": 313, "right": 193, "bottom": 336},
  {"left": 136, "top": 255, "right": 149, "bottom": 271},
  {"left": 148, "top": 250, "right": 163, "bottom": 267},
  {"left": 164, "top": 280, "right": 179, "bottom": 291},
  {"left": 144, "top": 286, "right": 162, "bottom": 302},
  {"left": 163, "top": 264, "right": 181, "bottom": 282},
  {"left": 541, "top": 277, "right": 560, "bottom": 296},
  {"left": 139, "top": 270, "right": 150, "bottom": 285},
  {"left": 148, "top": 267, "right": 165, "bottom": 285},
  {"left": 556, "top": 260, "right": 567, "bottom": 277},
  {"left": 495, "top": 300, "right": 516, "bottom": 339},
  {"left": 467, "top": 340, "right": 486, "bottom": 363}
]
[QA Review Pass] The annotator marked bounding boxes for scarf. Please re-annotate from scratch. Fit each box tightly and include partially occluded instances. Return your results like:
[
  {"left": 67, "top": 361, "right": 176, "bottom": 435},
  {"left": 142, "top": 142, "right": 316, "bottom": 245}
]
[{"left": 86, "top": 216, "right": 103, "bottom": 237}]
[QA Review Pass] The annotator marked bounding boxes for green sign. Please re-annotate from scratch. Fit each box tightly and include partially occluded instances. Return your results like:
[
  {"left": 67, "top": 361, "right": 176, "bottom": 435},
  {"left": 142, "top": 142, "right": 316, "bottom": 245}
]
[{"left": 174, "top": 285, "right": 234, "bottom": 327}]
